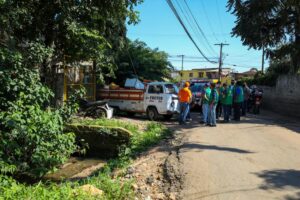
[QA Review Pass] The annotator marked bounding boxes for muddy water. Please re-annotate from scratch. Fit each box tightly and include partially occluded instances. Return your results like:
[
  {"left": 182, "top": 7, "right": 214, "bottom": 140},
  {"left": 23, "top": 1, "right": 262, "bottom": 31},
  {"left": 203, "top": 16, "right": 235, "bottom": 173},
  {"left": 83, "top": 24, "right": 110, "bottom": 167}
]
[{"left": 44, "top": 157, "right": 107, "bottom": 182}]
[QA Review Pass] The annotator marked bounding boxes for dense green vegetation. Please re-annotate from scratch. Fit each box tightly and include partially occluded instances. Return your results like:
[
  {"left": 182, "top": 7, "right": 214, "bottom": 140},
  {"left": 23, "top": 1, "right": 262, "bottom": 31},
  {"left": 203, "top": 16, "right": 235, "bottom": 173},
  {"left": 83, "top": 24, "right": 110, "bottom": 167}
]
[
  {"left": 241, "top": 57, "right": 299, "bottom": 86},
  {"left": 112, "top": 39, "right": 173, "bottom": 85},
  {"left": 228, "top": 0, "right": 300, "bottom": 72},
  {"left": 0, "top": 0, "right": 144, "bottom": 177},
  {"left": 0, "top": 48, "right": 77, "bottom": 178},
  {"left": 0, "top": 120, "right": 172, "bottom": 200}
]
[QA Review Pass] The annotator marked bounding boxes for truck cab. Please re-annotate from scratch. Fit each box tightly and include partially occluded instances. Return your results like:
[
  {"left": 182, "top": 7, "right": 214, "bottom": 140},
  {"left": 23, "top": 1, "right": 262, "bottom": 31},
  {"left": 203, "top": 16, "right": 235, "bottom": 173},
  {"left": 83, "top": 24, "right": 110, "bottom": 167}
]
[
  {"left": 99, "top": 82, "right": 180, "bottom": 120},
  {"left": 144, "top": 82, "right": 180, "bottom": 120}
]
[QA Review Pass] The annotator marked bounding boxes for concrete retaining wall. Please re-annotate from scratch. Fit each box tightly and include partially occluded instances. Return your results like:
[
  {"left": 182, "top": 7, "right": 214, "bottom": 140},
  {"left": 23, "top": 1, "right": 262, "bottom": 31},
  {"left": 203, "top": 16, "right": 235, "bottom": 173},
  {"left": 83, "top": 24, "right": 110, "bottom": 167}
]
[{"left": 260, "top": 75, "right": 300, "bottom": 118}]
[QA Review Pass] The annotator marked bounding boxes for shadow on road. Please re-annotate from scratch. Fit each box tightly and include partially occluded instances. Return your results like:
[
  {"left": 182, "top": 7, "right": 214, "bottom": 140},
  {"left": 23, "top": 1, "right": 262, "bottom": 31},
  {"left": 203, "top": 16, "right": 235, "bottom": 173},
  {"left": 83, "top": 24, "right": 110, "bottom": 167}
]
[
  {"left": 240, "top": 111, "right": 300, "bottom": 134},
  {"left": 179, "top": 142, "right": 254, "bottom": 154},
  {"left": 255, "top": 169, "right": 300, "bottom": 190}
]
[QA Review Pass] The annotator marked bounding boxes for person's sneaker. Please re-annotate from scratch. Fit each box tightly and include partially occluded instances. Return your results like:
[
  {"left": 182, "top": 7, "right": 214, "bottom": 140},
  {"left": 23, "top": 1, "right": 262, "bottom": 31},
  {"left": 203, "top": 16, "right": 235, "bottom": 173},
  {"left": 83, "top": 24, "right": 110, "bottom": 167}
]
[
  {"left": 209, "top": 124, "right": 217, "bottom": 127},
  {"left": 187, "top": 118, "right": 192, "bottom": 122}
]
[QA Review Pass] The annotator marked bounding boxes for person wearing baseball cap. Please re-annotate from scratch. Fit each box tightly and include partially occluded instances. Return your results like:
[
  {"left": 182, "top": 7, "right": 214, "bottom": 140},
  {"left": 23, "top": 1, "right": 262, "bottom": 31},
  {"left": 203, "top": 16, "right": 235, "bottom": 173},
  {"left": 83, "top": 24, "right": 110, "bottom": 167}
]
[{"left": 178, "top": 81, "right": 192, "bottom": 125}]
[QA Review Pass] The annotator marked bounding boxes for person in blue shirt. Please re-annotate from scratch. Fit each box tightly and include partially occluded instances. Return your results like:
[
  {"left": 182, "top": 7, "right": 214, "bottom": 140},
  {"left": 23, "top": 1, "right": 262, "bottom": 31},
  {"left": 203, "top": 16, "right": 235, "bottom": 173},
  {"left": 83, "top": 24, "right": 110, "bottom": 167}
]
[{"left": 233, "top": 81, "right": 244, "bottom": 121}]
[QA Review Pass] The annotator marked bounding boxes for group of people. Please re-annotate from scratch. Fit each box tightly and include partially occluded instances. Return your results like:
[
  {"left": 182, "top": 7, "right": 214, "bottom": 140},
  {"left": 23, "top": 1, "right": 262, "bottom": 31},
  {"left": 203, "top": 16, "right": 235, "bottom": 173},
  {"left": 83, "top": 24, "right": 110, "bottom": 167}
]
[{"left": 178, "top": 80, "right": 251, "bottom": 126}]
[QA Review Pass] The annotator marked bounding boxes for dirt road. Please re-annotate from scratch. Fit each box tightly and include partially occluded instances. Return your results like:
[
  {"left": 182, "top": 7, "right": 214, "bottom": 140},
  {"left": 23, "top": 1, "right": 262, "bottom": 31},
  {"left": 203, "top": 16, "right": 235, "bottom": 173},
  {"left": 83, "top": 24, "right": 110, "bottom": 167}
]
[{"left": 172, "top": 111, "right": 300, "bottom": 200}]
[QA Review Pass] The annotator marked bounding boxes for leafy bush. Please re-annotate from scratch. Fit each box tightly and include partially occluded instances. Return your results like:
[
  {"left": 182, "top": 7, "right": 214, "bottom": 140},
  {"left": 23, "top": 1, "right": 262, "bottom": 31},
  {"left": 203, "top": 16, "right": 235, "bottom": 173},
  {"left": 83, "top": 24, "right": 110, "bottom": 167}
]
[
  {"left": 60, "top": 86, "right": 86, "bottom": 122},
  {"left": 0, "top": 48, "right": 76, "bottom": 177},
  {"left": 241, "top": 58, "right": 293, "bottom": 87}
]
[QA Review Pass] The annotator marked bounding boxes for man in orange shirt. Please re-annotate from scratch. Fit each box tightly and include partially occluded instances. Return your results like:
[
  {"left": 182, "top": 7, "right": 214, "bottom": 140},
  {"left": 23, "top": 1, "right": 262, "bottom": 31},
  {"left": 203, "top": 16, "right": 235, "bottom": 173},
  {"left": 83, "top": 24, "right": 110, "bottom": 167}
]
[{"left": 178, "top": 81, "right": 192, "bottom": 124}]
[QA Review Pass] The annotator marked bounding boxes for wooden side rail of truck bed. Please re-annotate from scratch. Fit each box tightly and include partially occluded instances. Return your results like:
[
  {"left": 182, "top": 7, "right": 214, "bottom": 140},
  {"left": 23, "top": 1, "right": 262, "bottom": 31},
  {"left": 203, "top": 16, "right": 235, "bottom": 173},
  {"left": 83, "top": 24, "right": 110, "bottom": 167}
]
[{"left": 99, "top": 89, "right": 144, "bottom": 101}]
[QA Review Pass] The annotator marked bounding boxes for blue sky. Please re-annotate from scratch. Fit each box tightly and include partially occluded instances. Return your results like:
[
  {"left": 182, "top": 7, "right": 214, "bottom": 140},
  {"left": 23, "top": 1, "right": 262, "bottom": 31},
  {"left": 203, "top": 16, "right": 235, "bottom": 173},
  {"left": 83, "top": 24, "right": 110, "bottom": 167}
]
[{"left": 127, "top": 0, "right": 267, "bottom": 73}]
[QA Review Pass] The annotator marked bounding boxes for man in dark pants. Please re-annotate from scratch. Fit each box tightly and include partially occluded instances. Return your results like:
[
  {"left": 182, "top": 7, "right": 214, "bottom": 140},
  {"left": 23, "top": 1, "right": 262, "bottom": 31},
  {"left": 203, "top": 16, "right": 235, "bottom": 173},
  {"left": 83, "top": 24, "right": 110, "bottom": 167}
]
[
  {"left": 216, "top": 81, "right": 222, "bottom": 119},
  {"left": 229, "top": 80, "right": 235, "bottom": 116},
  {"left": 242, "top": 82, "right": 251, "bottom": 116},
  {"left": 221, "top": 83, "right": 232, "bottom": 122},
  {"left": 178, "top": 82, "right": 192, "bottom": 125},
  {"left": 233, "top": 81, "right": 244, "bottom": 121}
]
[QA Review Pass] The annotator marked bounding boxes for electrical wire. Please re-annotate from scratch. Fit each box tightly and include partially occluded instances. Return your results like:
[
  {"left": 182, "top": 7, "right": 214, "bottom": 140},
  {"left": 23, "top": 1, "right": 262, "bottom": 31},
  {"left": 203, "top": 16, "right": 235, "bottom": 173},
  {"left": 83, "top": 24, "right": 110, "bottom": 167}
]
[
  {"left": 173, "top": 0, "right": 217, "bottom": 56},
  {"left": 183, "top": 0, "right": 218, "bottom": 55},
  {"left": 165, "top": 0, "right": 217, "bottom": 64},
  {"left": 199, "top": 0, "right": 220, "bottom": 42},
  {"left": 215, "top": 0, "right": 226, "bottom": 41}
]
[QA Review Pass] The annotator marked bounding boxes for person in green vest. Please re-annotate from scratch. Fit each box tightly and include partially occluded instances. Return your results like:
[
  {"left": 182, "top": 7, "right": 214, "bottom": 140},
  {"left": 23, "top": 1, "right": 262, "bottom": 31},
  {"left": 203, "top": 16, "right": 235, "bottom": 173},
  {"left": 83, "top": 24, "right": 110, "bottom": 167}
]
[
  {"left": 201, "top": 83, "right": 211, "bottom": 125},
  {"left": 233, "top": 81, "right": 244, "bottom": 121},
  {"left": 208, "top": 82, "right": 219, "bottom": 127},
  {"left": 216, "top": 81, "right": 222, "bottom": 119},
  {"left": 221, "top": 83, "right": 233, "bottom": 122}
]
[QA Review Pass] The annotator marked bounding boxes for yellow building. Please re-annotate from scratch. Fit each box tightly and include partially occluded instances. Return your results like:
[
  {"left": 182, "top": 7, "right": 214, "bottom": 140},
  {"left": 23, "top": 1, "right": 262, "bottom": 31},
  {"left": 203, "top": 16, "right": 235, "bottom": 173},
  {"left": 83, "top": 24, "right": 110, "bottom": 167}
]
[{"left": 179, "top": 68, "right": 233, "bottom": 84}]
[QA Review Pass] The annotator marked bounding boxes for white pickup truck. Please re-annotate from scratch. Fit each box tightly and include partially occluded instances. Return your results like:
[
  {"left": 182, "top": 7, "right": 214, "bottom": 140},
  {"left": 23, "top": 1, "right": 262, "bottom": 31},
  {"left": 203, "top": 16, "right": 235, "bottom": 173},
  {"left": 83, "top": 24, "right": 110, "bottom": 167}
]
[{"left": 99, "top": 82, "right": 180, "bottom": 120}]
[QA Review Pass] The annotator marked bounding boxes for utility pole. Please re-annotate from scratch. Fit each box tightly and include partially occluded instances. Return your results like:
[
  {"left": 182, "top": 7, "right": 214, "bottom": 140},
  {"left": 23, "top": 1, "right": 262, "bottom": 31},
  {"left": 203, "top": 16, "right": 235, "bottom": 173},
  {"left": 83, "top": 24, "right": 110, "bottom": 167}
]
[
  {"left": 178, "top": 55, "right": 184, "bottom": 82},
  {"left": 215, "top": 43, "right": 229, "bottom": 81},
  {"left": 261, "top": 46, "right": 265, "bottom": 74}
]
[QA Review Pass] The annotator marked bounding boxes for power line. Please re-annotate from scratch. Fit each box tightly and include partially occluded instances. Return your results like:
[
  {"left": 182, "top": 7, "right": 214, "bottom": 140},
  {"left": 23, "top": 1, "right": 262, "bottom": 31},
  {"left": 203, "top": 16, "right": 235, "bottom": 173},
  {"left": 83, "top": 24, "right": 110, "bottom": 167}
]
[
  {"left": 168, "top": 55, "right": 218, "bottom": 59},
  {"left": 165, "top": 0, "right": 217, "bottom": 64},
  {"left": 168, "top": 59, "right": 218, "bottom": 63},
  {"left": 173, "top": 0, "right": 216, "bottom": 56},
  {"left": 215, "top": 0, "right": 226, "bottom": 41},
  {"left": 199, "top": 0, "right": 220, "bottom": 42},
  {"left": 183, "top": 0, "right": 218, "bottom": 55}
]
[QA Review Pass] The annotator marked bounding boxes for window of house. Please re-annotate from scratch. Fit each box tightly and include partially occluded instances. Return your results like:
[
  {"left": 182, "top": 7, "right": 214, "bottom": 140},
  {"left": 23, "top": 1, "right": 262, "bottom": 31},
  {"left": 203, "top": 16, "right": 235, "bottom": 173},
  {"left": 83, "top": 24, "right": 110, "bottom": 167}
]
[
  {"left": 206, "top": 72, "right": 212, "bottom": 79},
  {"left": 198, "top": 72, "right": 204, "bottom": 78},
  {"left": 189, "top": 73, "right": 193, "bottom": 77}
]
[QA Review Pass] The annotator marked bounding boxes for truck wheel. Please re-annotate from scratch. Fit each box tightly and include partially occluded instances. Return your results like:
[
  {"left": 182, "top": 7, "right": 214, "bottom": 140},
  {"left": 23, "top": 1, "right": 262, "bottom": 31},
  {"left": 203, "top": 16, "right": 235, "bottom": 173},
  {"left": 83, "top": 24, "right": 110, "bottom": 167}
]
[
  {"left": 163, "top": 114, "right": 173, "bottom": 120},
  {"left": 95, "top": 108, "right": 106, "bottom": 118},
  {"left": 147, "top": 107, "right": 159, "bottom": 121}
]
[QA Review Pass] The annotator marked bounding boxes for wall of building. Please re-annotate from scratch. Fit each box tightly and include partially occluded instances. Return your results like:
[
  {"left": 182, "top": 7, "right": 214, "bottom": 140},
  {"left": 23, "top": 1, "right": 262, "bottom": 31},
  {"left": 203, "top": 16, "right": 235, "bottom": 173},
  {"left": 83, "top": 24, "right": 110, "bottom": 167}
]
[{"left": 261, "top": 75, "right": 300, "bottom": 118}]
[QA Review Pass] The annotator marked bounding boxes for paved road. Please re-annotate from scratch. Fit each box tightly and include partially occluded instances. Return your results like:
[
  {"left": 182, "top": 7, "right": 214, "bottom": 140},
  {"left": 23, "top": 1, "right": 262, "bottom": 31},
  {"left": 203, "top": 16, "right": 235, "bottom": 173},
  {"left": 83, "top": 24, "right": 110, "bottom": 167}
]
[{"left": 177, "top": 111, "right": 300, "bottom": 200}]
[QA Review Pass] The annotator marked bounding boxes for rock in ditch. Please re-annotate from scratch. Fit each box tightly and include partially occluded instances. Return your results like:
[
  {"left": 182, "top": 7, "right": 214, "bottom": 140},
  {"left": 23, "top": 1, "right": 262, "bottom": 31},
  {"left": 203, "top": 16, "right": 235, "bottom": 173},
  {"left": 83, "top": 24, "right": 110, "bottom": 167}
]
[{"left": 75, "top": 184, "right": 103, "bottom": 196}]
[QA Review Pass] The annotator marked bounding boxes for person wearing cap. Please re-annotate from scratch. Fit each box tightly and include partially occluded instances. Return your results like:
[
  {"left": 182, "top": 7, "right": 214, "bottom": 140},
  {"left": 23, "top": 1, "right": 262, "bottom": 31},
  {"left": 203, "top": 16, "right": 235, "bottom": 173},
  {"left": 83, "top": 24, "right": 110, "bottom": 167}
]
[
  {"left": 208, "top": 82, "right": 219, "bottom": 127},
  {"left": 178, "top": 81, "right": 192, "bottom": 124},
  {"left": 201, "top": 83, "right": 211, "bottom": 125}
]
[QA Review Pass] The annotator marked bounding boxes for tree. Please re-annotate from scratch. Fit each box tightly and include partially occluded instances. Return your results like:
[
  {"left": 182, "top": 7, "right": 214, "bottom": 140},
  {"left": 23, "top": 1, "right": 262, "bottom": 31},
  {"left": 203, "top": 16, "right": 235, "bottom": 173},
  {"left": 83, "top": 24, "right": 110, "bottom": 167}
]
[
  {"left": 0, "top": 0, "right": 142, "bottom": 95},
  {"left": 113, "top": 39, "right": 173, "bottom": 85},
  {"left": 227, "top": 0, "right": 300, "bottom": 72}
]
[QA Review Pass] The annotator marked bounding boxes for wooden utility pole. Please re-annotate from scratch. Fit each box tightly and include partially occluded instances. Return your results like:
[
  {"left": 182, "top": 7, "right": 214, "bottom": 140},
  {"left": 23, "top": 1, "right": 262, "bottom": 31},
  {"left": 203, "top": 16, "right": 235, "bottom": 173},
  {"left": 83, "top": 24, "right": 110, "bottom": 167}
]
[{"left": 215, "top": 43, "right": 229, "bottom": 81}]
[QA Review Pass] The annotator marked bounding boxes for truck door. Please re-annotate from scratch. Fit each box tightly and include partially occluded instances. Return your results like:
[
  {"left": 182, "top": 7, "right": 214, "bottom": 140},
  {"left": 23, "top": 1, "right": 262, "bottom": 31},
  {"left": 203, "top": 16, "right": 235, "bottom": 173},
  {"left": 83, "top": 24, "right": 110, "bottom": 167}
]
[{"left": 144, "top": 84, "right": 164, "bottom": 111}]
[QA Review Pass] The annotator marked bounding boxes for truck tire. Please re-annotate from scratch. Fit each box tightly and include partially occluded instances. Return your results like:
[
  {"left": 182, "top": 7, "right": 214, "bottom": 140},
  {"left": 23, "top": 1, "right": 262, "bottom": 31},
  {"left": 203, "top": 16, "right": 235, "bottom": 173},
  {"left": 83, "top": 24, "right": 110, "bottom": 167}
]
[
  {"left": 95, "top": 108, "right": 106, "bottom": 118},
  {"left": 163, "top": 114, "right": 173, "bottom": 120},
  {"left": 147, "top": 107, "right": 159, "bottom": 121}
]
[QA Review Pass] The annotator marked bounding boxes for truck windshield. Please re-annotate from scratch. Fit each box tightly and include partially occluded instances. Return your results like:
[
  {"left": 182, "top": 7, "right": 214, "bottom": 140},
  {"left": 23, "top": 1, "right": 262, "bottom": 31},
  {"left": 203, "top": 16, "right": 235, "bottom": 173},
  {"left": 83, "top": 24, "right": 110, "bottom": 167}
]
[{"left": 165, "top": 84, "right": 179, "bottom": 94}]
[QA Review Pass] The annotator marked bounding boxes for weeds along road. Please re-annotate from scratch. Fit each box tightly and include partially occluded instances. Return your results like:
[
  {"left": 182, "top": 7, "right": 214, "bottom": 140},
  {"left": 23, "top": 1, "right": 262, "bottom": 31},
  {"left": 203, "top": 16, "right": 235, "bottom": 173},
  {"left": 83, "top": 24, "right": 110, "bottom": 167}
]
[{"left": 165, "top": 111, "right": 300, "bottom": 200}]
